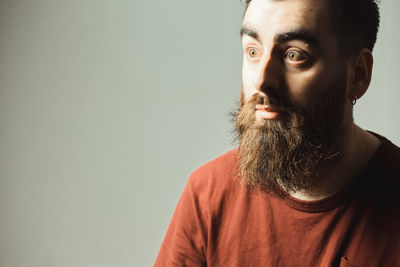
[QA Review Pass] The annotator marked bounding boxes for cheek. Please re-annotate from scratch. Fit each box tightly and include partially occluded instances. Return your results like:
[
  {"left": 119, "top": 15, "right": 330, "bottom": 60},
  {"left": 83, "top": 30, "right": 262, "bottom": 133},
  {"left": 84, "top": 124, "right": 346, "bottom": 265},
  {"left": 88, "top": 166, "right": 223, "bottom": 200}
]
[
  {"left": 284, "top": 74, "right": 316, "bottom": 105},
  {"left": 242, "top": 61, "right": 258, "bottom": 100},
  {"left": 285, "top": 68, "right": 333, "bottom": 105}
]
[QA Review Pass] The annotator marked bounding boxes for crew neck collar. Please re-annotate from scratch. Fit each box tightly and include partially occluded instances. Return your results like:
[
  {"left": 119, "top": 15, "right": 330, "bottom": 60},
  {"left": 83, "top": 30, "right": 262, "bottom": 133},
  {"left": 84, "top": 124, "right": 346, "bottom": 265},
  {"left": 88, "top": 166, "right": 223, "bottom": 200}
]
[{"left": 278, "top": 132, "right": 388, "bottom": 213}]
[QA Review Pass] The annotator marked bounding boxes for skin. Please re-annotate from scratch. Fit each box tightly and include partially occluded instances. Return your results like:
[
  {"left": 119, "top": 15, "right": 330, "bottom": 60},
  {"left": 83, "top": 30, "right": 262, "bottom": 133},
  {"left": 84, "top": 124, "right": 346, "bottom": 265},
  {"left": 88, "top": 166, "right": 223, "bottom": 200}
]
[{"left": 241, "top": 0, "right": 380, "bottom": 200}]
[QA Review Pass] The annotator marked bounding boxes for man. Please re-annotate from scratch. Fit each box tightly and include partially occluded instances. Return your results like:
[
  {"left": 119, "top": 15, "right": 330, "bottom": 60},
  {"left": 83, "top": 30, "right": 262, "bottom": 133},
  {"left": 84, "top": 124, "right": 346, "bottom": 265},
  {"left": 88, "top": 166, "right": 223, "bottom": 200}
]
[{"left": 155, "top": 0, "right": 400, "bottom": 266}]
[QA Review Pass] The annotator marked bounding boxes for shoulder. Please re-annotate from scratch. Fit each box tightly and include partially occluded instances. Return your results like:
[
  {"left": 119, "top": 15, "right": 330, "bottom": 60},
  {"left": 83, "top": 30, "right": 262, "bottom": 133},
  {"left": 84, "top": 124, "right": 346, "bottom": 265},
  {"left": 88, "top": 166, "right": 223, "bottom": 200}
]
[
  {"left": 190, "top": 149, "right": 238, "bottom": 182},
  {"left": 185, "top": 149, "right": 243, "bottom": 204},
  {"left": 372, "top": 133, "right": 400, "bottom": 172},
  {"left": 367, "top": 132, "right": 400, "bottom": 206}
]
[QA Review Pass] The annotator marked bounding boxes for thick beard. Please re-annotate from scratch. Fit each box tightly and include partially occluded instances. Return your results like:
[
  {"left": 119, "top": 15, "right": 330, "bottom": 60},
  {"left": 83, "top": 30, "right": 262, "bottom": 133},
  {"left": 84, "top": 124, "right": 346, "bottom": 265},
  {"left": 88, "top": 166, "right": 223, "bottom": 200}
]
[{"left": 232, "top": 83, "right": 347, "bottom": 197}]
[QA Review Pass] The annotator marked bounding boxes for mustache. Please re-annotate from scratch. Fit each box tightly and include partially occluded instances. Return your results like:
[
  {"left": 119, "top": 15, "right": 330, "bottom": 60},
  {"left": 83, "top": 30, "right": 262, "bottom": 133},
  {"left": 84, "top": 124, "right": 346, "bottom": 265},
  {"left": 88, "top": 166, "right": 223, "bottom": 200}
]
[{"left": 244, "top": 90, "right": 296, "bottom": 114}]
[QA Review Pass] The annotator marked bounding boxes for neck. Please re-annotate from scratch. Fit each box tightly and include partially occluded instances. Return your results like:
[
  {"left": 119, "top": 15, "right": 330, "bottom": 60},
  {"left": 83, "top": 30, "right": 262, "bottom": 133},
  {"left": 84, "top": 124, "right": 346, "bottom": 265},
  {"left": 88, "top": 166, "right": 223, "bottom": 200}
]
[{"left": 290, "top": 124, "right": 380, "bottom": 201}]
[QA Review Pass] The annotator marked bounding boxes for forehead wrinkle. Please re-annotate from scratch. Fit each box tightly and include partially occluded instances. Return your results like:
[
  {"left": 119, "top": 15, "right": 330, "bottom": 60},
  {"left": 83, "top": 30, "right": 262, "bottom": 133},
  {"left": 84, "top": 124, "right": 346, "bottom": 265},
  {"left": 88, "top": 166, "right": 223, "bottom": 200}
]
[
  {"left": 242, "top": 0, "right": 339, "bottom": 58},
  {"left": 243, "top": 0, "right": 331, "bottom": 37}
]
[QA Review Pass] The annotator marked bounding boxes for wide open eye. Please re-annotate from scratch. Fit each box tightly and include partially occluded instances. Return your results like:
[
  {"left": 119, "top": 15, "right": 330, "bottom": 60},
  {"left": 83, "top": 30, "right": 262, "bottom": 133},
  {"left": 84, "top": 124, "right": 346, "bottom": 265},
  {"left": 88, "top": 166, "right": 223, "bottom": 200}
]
[
  {"left": 248, "top": 47, "right": 259, "bottom": 59},
  {"left": 286, "top": 50, "right": 306, "bottom": 62}
]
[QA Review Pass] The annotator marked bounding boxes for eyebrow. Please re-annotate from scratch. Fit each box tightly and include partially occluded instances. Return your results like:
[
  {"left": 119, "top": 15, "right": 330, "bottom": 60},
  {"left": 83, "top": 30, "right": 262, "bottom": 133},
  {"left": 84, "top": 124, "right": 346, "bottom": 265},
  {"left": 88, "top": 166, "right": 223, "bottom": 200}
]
[
  {"left": 240, "top": 27, "right": 261, "bottom": 42},
  {"left": 240, "top": 26, "right": 319, "bottom": 47}
]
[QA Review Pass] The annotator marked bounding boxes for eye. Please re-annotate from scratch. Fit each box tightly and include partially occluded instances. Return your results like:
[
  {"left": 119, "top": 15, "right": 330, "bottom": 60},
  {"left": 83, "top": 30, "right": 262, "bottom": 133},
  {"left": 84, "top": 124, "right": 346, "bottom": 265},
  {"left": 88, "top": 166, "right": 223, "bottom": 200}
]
[
  {"left": 286, "top": 50, "right": 306, "bottom": 62},
  {"left": 247, "top": 47, "right": 259, "bottom": 59}
]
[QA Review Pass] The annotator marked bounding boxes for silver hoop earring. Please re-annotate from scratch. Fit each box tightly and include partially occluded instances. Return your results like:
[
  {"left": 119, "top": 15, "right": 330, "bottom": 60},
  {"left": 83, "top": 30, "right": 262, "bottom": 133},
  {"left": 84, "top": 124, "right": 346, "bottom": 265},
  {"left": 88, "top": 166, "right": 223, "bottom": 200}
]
[{"left": 352, "top": 98, "right": 357, "bottom": 105}]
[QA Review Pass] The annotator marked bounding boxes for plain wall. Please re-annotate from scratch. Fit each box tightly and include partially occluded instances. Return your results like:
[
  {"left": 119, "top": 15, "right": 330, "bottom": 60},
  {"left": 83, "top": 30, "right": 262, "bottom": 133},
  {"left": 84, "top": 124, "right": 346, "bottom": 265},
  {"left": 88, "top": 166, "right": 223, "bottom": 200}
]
[{"left": 0, "top": 0, "right": 398, "bottom": 266}]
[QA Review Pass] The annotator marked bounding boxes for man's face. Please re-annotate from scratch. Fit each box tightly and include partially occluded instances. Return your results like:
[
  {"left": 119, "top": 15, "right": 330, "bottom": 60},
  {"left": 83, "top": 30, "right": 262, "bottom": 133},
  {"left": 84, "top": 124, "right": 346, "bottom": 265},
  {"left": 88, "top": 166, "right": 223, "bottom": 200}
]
[
  {"left": 241, "top": 0, "right": 349, "bottom": 110},
  {"left": 235, "top": 0, "right": 353, "bottom": 195}
]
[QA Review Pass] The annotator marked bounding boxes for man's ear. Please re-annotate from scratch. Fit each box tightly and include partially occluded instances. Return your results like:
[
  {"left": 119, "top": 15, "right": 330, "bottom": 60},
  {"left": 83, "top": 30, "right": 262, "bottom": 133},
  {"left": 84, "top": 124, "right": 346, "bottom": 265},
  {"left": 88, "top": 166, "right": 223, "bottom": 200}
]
[{"left": 348, "top": 48, "right": 373, "bottom": 102}]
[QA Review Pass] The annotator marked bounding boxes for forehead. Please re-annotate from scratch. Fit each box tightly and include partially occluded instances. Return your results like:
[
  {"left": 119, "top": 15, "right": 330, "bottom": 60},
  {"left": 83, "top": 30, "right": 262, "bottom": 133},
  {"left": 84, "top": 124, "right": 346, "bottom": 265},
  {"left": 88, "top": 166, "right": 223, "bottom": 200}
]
[{"left": 243, "top": 0, "right": 333, "bottom": 42}]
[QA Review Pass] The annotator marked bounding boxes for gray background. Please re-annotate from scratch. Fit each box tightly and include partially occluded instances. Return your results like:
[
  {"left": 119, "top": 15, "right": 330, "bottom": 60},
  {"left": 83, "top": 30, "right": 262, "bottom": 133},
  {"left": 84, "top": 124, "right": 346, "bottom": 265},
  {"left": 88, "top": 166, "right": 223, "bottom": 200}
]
[{"left": 0, "top": 0, "right": 398, "bottom": 266}]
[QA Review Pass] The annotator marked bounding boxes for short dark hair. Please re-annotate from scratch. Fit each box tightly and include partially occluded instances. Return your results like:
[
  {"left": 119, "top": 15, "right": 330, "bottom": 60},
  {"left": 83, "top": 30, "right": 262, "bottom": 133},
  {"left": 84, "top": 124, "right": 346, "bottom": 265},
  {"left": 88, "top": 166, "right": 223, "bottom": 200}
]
[{"left": 244, "top": 0, "right": 380, "bottom": 57}]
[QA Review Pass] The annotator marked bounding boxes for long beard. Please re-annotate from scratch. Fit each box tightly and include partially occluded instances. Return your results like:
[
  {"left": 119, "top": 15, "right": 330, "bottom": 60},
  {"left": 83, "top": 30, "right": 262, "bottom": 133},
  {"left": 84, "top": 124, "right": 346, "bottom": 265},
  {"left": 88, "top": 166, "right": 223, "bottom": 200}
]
[{"left": 232, "top": 83, "right": 347, "bottom": 196}]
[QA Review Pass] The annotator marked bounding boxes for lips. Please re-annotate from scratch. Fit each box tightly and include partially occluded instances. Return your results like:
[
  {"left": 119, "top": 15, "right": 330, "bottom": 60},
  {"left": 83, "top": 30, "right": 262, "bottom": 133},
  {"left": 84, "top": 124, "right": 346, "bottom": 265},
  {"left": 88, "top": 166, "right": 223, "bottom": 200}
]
[{"left": 255, "top": 104, "right": 281, "bottom": 120}]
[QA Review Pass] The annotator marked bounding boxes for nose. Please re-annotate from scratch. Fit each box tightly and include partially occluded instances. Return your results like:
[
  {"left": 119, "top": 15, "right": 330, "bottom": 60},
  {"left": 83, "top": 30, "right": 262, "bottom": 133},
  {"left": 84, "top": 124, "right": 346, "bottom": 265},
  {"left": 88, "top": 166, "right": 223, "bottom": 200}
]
[{"left": 253, "top": 54, "right": 280, "bottom": 95}]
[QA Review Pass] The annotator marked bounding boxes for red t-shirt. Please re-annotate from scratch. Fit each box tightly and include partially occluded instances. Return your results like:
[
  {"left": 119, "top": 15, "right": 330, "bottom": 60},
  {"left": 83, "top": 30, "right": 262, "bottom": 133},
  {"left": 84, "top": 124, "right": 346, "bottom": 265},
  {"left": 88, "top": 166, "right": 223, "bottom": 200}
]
[{"left": 155, "top": 134, "right": 400, "bottom": 266}]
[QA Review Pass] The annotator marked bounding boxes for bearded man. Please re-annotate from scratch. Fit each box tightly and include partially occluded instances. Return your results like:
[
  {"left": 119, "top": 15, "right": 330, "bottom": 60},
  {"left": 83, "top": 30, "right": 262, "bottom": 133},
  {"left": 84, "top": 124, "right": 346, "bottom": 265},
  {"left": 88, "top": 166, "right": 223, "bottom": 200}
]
[{"left": 155, "top": 0, "right": 400, "bottom": 266}]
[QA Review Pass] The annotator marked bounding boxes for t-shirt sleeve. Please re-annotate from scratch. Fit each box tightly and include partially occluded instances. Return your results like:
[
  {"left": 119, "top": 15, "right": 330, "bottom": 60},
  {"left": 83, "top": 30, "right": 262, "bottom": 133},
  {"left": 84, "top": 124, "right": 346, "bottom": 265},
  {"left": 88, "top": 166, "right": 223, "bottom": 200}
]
[{"left": 154, "top": 174, "right": 208, "bottom": 267}]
